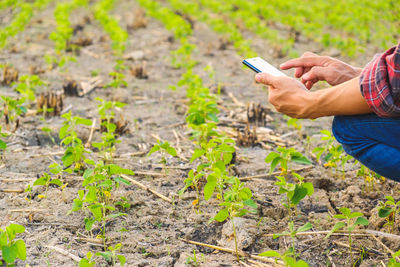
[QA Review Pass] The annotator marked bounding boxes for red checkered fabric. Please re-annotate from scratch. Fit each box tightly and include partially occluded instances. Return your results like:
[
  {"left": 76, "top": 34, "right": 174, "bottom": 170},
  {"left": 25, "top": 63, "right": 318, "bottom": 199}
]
[{"left": 360, "top": 42, "right": 400, "bottom": 117}]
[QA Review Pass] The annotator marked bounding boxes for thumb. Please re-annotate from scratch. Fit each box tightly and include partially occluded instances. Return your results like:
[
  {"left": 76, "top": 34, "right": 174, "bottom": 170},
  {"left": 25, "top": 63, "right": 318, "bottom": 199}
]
[{"left": 255, "top": 73, "right": 279, "bottom": 86}]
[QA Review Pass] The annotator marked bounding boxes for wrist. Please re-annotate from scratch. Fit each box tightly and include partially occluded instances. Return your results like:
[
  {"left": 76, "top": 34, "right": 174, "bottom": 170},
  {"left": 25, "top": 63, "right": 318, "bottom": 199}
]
[{"left": 301, "top": 91, "right": 322, "bottom": 119}]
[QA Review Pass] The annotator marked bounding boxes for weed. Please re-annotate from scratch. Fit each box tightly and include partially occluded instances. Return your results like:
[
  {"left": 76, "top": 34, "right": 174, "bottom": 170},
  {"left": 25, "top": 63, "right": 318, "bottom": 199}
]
[
  {"left": 0, "top": 224, "right": 26, "bottom": 266},
  {"left": 326, "top": 207, "right": 369, "bottom": 265},
  {"left": 79, "top": 251, "right": 95, "bottom": 267},
  {"left": 259, "top": 249, "right": 309, "bottom": 267}
]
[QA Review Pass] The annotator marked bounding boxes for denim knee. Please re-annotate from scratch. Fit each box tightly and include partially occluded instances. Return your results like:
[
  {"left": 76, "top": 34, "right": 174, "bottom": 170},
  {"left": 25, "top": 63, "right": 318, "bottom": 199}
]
[{"left": 331, "top": 115, "right": 358, "bottom": 156}]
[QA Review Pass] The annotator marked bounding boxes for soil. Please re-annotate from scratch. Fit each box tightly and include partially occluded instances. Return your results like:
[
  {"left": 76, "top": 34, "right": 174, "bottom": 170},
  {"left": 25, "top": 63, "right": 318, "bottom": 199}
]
[{"left": 0, "top": 1, "right": 399, "bottom": 267}]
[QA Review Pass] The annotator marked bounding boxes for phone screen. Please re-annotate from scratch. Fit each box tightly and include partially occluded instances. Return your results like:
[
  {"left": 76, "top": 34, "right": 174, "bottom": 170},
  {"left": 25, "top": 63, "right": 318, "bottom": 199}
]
[{"left": 242, "top": 57, "right": 286, "bottom": 77}]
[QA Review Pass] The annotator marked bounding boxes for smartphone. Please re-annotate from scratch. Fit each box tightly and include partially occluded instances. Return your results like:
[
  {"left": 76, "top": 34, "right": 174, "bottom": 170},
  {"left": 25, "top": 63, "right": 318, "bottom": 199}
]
[{"left": 242, "top": 57, "right": 286, "bottom": 76}]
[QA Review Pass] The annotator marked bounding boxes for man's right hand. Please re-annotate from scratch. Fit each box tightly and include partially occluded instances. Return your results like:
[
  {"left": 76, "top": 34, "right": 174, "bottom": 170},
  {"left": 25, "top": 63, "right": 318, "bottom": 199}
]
[{"left": 280, "top": 52, "right": 362, "bottom": 89}]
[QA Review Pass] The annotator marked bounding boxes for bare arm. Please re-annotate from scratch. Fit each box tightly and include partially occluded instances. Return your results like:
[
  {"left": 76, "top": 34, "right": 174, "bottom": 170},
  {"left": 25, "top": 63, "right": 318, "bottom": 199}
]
[
  {"left": 306, "top": 77, "right": 371, "bottom": 118},
  {"left": 254, "top": 74, "right": 371, "bottom": 119}
]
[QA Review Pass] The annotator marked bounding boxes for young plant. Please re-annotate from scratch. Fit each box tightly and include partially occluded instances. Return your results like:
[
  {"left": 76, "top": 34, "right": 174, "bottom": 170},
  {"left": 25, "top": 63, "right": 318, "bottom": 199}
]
[
  {"left": 96, "top": 243, "right": 126, "bottom": 266},
  {"left": 0, "top": 224, "right": 26, "bottom": 266},
  {"left": 0, "top": 96, "right": 26, "bottom": 130},
  {"left": 69, "top": 162, "right": 133, "bottom": 246},
  {"left": 378, "top": 196, "right": 400, "bottom": 233},
  {"left": 0, "top": 125, "right": 7, "bottom": 152},
  {"left": 356, "top": 164, "right": 382, "bottom": 192},
  {"left": 13, "top": 74, "right": 44, "bottom": 103},
  {"left": 259, "top": 249, "right": 309, "bottom": 267},
  {"left": 326, "top": 207, "right": 369, "bottom": 265},
  {"left": 147, "top": 140, "right": 177, "bottom": 174},
  {"left": 59, "top": 111, "right": 93, "bottom": 172},
  {"left": 79, "top": 251, "right": 96, "bottom": 267},
  {"left": 265, "top": 147, "right": 312, "bottom": 175},
  {"left": 312, "top": 130, "right": 352, "bottom": 175},
  {"left": 212, "top": 177, "right": 257, "bottom": 261},
  {"left": 388, "top": 250, "right": 400, "bottom": 267},
  {"left": 33, "top": 172, "right": 62, "bottom": 199},
  {"left": 92, "top": 98, "right": 126, "bottom": 160}
]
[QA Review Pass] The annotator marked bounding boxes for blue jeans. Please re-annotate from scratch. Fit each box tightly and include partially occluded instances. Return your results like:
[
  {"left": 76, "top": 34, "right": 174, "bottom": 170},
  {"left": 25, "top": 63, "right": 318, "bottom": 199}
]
[{"left": 332, "top": 114, "right": 400, "bottom": 182}]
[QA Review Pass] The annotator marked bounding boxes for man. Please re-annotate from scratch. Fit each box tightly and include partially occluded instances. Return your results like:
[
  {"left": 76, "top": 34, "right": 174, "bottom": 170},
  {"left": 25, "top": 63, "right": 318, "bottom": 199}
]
[{"left": 254, "top": 44, "right": 400, "bottom": 181}]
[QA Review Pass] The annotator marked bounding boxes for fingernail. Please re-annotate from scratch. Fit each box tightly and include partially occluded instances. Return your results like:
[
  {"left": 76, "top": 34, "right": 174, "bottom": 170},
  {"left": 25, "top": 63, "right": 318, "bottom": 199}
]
[{"left": 255, "top": 73, "right": 262, "bottom": 82}]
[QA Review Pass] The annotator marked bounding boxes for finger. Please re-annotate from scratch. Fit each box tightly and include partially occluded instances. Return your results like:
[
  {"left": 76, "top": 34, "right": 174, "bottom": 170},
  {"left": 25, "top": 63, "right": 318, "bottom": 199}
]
[
  {"left": 302, "top": 51, "right": 318, "bottom": 57},
  {"left": 255, "top": 73, "right": 282, "bottom": 87},
  {"left": 302, "top": 66, "right": 326, "bottom": 82},
  {"left": 305, "top": 81, "right": 314, "bottom": 90},
  {"left": 280, "top": 56, "right": 328, "bottom": 70},
  {"left": 294, "top": 67, "right": 303, "bottom": 78}
]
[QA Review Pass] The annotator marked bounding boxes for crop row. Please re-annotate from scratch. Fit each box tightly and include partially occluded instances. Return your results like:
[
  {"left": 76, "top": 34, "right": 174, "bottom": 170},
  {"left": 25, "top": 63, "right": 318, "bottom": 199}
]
[{"left": 0, "top": 0, "right": 53, "bottom": 50}]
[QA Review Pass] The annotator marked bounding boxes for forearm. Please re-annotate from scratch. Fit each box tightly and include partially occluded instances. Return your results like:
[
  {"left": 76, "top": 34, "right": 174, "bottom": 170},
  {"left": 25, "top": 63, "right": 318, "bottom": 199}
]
[{"left": 305, "top": 77, "right": 372, "bottom": 118}]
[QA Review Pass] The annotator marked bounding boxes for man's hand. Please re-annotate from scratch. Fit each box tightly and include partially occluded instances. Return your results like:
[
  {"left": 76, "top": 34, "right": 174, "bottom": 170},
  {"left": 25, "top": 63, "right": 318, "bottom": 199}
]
[
  {"left": 280, "top": 52, "right": 362, "bottom": 89},
  {"left": 255, "top": 73, "right": 313, "bottom": 118}
]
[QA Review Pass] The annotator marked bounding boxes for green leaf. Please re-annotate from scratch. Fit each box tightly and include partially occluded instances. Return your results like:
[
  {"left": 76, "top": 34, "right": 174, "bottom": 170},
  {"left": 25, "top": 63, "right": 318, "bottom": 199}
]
[
  {"left": 117, "top": 255, "right": 126, "bottom": 266},
  {"left": 147, "top": 145, "right": 160, "bottom": 156},
  {"left": 326, "top": 222, "right": 346, "bottom": 238},
  {"left": 113, "top": 176, "right": 131, "bottom": 185},
  {"left": 270, "top": 157, "right": 281, "bottom": 173},
  {"left": 290, "top": 184, "right": 308, "bottom": 205},
  {"left": 166, "top": 146, "right": 177, "bottom": 157},
  {"left": 50, "top": 179, "right": 62, "bottom": 187},
  {"left": 291, "top": 154, "right": 312, "bottom": 165},
  {"left": 297, "top": 222, "right": 312, "bottom": 233},
  {"left": 15, "top": 239, "right": 26, "bottom": 260},
  {"left": 204, "top": 174, "right": 217, "bottom": 201},
  {"left": 303, "top": 182, "right": 314, "bottom": 196},
  {"left": 2, "top": 245, "right": 17, "bottom": 264},
  {"left": 8, "top": 224, "right": 25, "bottom": 234},
  {"left": 258, "top": 250, "right": 281, "bottom": 258},
  {"left": 76, "top": 117, "right": 93, "bottom": 126},
  {"left": 378, "top": 207, "right": 392, "bottom": 218},
  {"left": 0, "top": 139, "right": 6, "bottom": 149},
  {"left": 190, "top": 148, "right": 205, "bottom": 163},
  {"left": 265, "top": 152, "right": 279, "bottom": 163},
  {"left": 354, "top": 217, "right": 369, "bottom": 226},
  {"left": 213, "top": 208, "right": 229, "bottom": 222}
]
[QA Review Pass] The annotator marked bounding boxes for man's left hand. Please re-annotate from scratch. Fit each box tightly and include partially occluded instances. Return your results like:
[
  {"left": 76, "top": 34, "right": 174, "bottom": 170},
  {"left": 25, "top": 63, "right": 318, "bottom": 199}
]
[{"left": 255, "top": 73, "right": 314, "bottom": 119}]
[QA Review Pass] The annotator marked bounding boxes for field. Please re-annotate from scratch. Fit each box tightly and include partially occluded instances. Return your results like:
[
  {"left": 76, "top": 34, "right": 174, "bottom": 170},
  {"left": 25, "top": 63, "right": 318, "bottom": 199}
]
[{"left": 0, "top": 0, "right": 400, "bottom": 266}]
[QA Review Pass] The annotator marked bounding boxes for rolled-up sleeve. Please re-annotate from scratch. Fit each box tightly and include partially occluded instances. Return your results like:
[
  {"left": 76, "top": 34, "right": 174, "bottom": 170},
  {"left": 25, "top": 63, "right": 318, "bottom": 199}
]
[{"left": 360, "top": 42, "right": 400, "bottom": 117}]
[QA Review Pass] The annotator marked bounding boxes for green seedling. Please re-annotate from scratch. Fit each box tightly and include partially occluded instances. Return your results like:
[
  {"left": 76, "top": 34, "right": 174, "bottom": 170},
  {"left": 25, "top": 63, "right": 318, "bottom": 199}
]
[
  {"left": 96, "top": 243, "right": 126, "bottom": 266},
  {"left": 180, "top": 168, "right": 205, "bottom": 210},
  {"left": 24, "top": 184, "right": 33, "bottom": 203},
  {"left": 79, "top": 251, "right": 96, "bottom": 267},
  {"left": 147, "top": 140, "right": 177, "bottom": 175},
  {"left": 273, "top": 221, "right": 312, "bottom": 260},
  {"left": 69, "top": 162, "right": 133, "bottom": 246},
  {"left": 265, "top": 147, "right": 312, "bottom": 175},
  {"left": 286, "top": 116, "right": 302, "bottom": 133},
  {"left": 0, "top": 125, "right": 7, "bottom": 152},
  {"left": 171, "top": 38, "right": 197, "bottom": 69},
  {"left": 33, "top": 172, "right": 62, "bottom": 199},
  {"left": 0, "top": 224, "right": 26, "bottom": 266},
  {"left": 356, "top": 164, "right": 382, "bottom": 192},
  {"left": 0, "top": 96, "right": 26, "bottom": 129},
  {"left": 59, "top": 111, "right": 93, "bottom": 172},
  {"left": 186, "top": 249, "right": 204, "bottom": 266},
  {"left": 92, "top": 98, "right": 126, "bottom": 160},
  {"left": 378, "top": 196, "right": 400, "bottom": 233},
  {"left": 106, "top": 71, "right": 128, "bottom": 88},
  {"left": 388, "top": 250, "right": 400, "bottom": 267},
  {"left": 259, "top": 249, "right": 309, "bottom": 267},
  {"left": 13, "top": 75, "right": 44, "bottom": 103},
  {"left": 212, "top": 177, "right": 257, "bottom": 261},
  {"left": 326, "top": 207, "right": 369, "bottom": 265},
  {"left": 115, "top": 197, "right": 131, "bottom": 212},
  {"left": 312, "top": 130, "right": 352, "bottom": 175}
]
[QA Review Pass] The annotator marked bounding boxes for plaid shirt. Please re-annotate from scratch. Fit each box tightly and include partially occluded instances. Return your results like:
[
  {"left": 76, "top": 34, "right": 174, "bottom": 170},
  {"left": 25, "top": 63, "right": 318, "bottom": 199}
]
[{"left": 360, "top": 42, "right": 400, "bottom": 117}]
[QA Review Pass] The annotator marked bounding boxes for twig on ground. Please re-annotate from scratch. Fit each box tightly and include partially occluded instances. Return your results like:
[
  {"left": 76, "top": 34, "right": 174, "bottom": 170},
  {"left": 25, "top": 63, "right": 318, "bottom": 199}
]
[
  {"left": 85, "top": 118, "right": 97, "bottom": 148},
  {"left": 228, "top": 92, "right": 245, "bottom": 107},
  {"left": 120, "top": 174, "right": 172, "bottom": 203},
  {"left": 179, "top": 238, "right": 284, "bottom": 266},
  {"left": 0, "top": 188, "right": 24, "bottom": 193},
  {"left": 240, "top": 166, "right": 313, "bottom": 181},
  {"left": 31, "top": 151, "right": 64, "bottom": 158},
  {"left": 45, "top": 245, "right": 81, "bottom": 262},
  {"left": 370, "top": 234, "right": 400, "bottom": 261}
]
